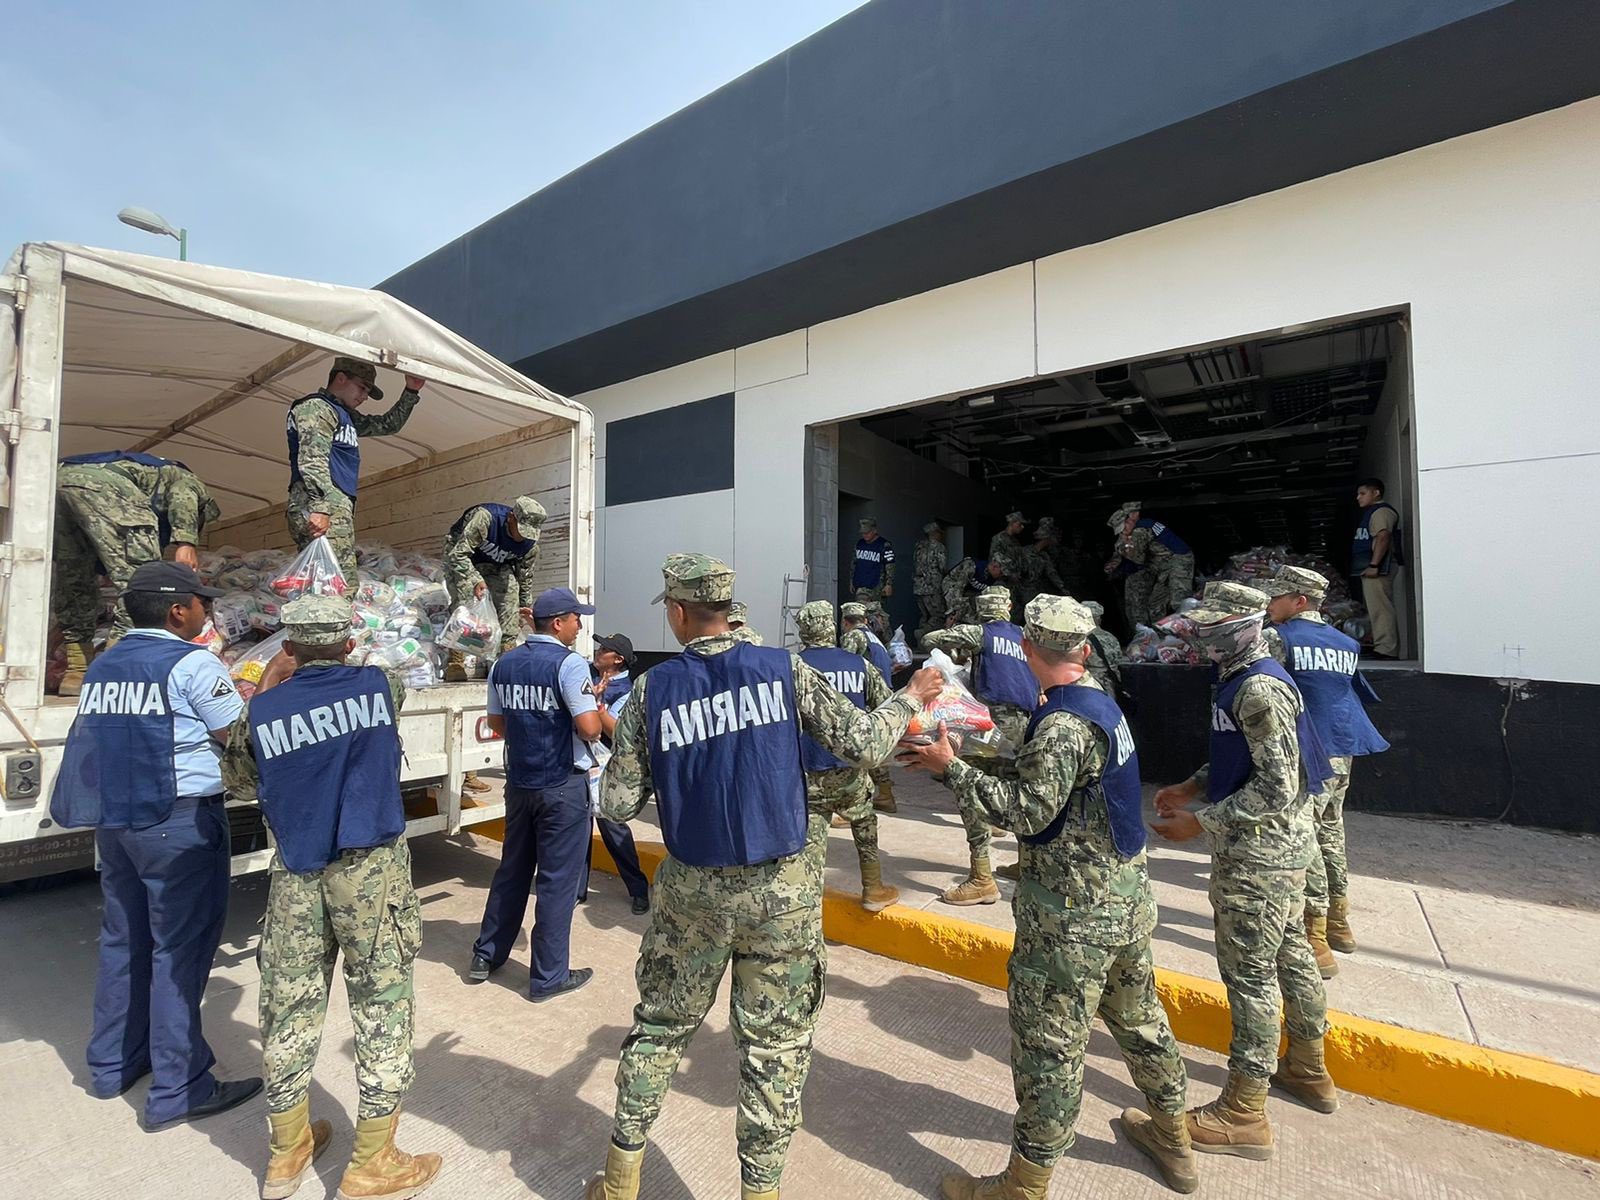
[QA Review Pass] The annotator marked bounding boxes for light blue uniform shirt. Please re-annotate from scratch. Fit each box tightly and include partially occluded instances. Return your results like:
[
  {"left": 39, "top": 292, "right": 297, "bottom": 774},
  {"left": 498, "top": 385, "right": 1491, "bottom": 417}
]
[
  {"left": 120, "top": 628, "right": 244, "bottom": 797},
  {"left": 486, "top": 634, "right": 599, "bottom": 770}
]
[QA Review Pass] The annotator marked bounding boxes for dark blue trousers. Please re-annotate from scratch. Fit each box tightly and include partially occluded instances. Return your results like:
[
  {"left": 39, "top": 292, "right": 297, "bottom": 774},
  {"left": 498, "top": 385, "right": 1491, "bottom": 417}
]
[
  {"left": 89, "top": 796, "right": 230, "bottom": 1123},
  {"left": 582, "top": 817, "right": 648, "bottom": 900},
  {"left": 472, "top": 776, "right": 590, "bottom": 995}
]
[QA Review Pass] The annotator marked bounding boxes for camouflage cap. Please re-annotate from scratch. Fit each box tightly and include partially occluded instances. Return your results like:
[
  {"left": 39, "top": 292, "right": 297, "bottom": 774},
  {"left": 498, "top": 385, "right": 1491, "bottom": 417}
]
[
  {"left": 864, "top": 600, "right": 884, "bottom": 615},
  {"left": 858, "top": 516, "right": 878, "bottom": 531},
  {"left": 329, "top": 355, "right": 383, "bottom": 401},
  {"left": 1108, "top": 500, "right": 1141, "bottom": 529},
  {"left": 513, "top": 495, "right": 547, "bottom": 528},
  {"left": 1081, "top": 599, "right": 1105, "bottom": 621},
  {"left": 1259, "top": 564, "right": 1329, "bottom": 601},
  {"left": 1033, "top": 517, "right": 1058, "bottom": 539},
  {"left": 282, "top": 594, "right": 355, "bottom": 644},
  {"left": 840, "top": 602, "right": 867, "bottom": 620},
  {"left": 651, "top": 553, "right": 735, "bottom": 604},
  {"left": 1024, "top": 594, "right": 1094, "bottom": 651},
  {"left": 922, "top": 521, "right": 941, "bottom": 535},
  {"left": 796, "top": 599, "right": 836, "bottom": 644},
  {"left": 976, "top": 585, "right": 1011, "bottom": 620},
  {"left": 727, "top": 600, "right": 749, "bottom": 625},
  {"left": 1005, "top": 511, "right": 1026, "bottom": 524},
  {"left": 1188, "top": 580, "right": 1270, "bottom": 626}
]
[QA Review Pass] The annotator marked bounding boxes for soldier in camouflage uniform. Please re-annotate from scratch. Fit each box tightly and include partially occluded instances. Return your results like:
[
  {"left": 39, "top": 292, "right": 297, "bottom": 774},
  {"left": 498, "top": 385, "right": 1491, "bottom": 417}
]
[
  {"left": 1151, "top": 582, "right": 1337, "bottom": 1161},
  {"left": 939, "top": 556, "right": 1006, "bottom": 629},
  {"left": 913, "top": 522, "right": 948, "bottom": 640},
  {"left": 901, "top": 595, "right": 1195, "bottom": 1197},
  {"left": 1018, "top": 519, "right": 1068, "bottom": 606},
  {"left": 840, "top": 602, "right": 898, "bottom": 811},
  {"left": 922, "top": 586, "right": 1036, "bottom": 906},
  {"left": 222, "top": 595, "right": 442, "bottom": 1200},
  {"left": 585, "top": 555, "right": 941, "bottom": 1200},
  {"left": 442, "top": 494, "right": 545, "bottom": 666},
  {"left": 1081, "top": 599, "right": 1128, "bottom": 696},
  {"left": 1108, "top": 502, "right": 1196, "bottom": 627},
  {"left": 988, "top": 511, "right": 1028, "bottom": 594},
  {"left": 52, "top": 452, "right": 221, "bottom": 694},
  {"left": 728, "top": 600, "right": 764, "bottom": 645},
  {"left": 285, "top": 356, "right": 426, "bottom": 584},
  {"left": 849, "top": 516, "right": 895, "bottom": 605},
  {"left": 795, "top": 600, "right": 900, "bottom": 912}
]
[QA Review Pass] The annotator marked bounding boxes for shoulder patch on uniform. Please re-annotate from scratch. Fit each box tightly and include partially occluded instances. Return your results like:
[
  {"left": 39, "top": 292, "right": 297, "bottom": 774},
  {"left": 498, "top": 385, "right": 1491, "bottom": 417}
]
[{"left": 212, "top": 677, "right": 236, "bottom": 698}]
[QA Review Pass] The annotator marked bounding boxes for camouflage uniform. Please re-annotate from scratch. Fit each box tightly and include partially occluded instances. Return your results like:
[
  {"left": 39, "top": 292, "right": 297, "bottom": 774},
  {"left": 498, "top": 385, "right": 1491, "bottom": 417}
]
[
  {"left": 727, "top": 601, "right": 764, "bottom": 645},
  {"left": 600, "top": 556, "right": 920, "bottom": 1192},
  {"left": 796, "top": 601, "right": 893, "bottom": 883},
  {"left": 839, "top": 610, "right": 894, "bottom": 802},
  {"left": 938, "top": 596, "right": 1187, "bottom": 1169},
  {"left": 912, "top": 524, "right": 948, "bottom": 639},
  {"left": 285, "top": 363, "right": 422, "bottom": 583},
  {"left": 1185, "top": 584, "right": 1327, "bottom": 1081},
  {"left": 939, "top": 556, "right": 988, "bottom": 628},
  {"left": 52, "top": 459, "right": 219, "bottom": 642},
  {"left": 1018, "top": 542, "right": 1067, "bottom": 607},
  {"left": 850, "top": 518, "right": 895, "bottom": 606},
  {"left": 220, "top": 596, "right": 420, "bottom": 1121},
  {"left": 442, "top": 496, "right": 545, "bottom": 642},
  {"left": 1117, "top": 512, "right": 1196, "bottom": 625},
  {"left": 988, "top": 511, "right": 1028, "bottom": 592},
  {"left": 1085, "top": 627, "right": 1127, "bottom": 696},
  {"left": 922, "top": 587, "right": 1034, "bottom": 861}
]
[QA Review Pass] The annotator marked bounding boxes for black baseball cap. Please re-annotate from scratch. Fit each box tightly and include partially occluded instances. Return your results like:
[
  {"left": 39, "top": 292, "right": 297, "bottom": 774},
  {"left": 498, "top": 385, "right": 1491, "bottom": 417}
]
[
  {"left": 593, "top": 632, "right": 635, "bottom": 665},
  {"left": 121, "top": 561, "right": 226, "bottom": 599}
]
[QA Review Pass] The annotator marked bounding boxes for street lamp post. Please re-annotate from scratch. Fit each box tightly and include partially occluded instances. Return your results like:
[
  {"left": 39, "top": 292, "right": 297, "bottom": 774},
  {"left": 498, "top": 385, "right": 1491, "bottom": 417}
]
[{"left": 117, "top": 206, "right": 188, "bottom": 261}]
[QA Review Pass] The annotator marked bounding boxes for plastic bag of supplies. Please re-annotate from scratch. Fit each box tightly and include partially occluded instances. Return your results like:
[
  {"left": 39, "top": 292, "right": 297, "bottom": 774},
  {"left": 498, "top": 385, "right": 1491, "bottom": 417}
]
[
  {"left": 889, "top": 626, "right": 913, "bottom": 669},
  {"left": 899, "top": 649, "right": 998, "bottom": 748},
  {"left": 229, "top": 630, "right": 291, "bottom": 700},
  {"left": 269, "top": 536, "right": 348, "bottom": 601},
  {"left": 438, "top": 593, "right": 503, "bottom": 658}
]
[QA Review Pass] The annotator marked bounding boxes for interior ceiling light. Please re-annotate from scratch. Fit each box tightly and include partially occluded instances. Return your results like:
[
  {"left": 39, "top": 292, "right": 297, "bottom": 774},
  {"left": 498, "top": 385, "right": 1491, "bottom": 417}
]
[
  {"left": 998, "top": 433, "right": 1031, "bottom": 445},
  {"left": 966, "top": 394, "right": 996, "bottom": 408}
]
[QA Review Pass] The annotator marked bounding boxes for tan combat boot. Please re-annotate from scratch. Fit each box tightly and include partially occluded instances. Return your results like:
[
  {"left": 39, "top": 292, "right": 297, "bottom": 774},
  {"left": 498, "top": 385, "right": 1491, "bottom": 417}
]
[
  {"left": 58, "top": 641, "right": 94, "bottom": 698},
  {"left": 940, "top": 1151, "right": 1053, "bottom": 1199},
  {"left": 585, "top": 1140, "right": 643, "bottom": 1200},
  {"left": 941, "top": 852, "right": 1001, "bottom": 906},
  {"left": 1306, "top": 912, "right": 1338, "bottom": 979},
  {"left": 873, "top": 774, "right": 898, "bottom": 812},
  {"left": 264, "top": 1099, "right": 333, "bottom": 1199},
  {"left": 994, "top": 860, "right": 1021, "bottom": 882},
  {"left": 1326, "top": 897, "right": 1357, "bottom": 953},
  {"left": 1187, "top": 1072, "right": 1274, "bottom": 1160},
  {"left": 1119, "top": 1106, "right": 1199, "bottom": 1194},
  {"left": 859, "top": 859, "right": 900, "bottom": 913},
  {"left": 741, "top": 1185, "right": 779, "bottom": 1200},
  {"left": 335, "top": 1110, "right": 443, "bottom": 1200},
  {"left": 1271, "top": 1036, "right": 1339, "bottom": 1114},
  {"left": 830, "top": 813, "right": 852, "bottom": 829},
  {"left": 443, "top": 650, "right": 468, "bottom": 684},
  {"left": 461, "top": 772, "right": 492, "bottom": 795}
]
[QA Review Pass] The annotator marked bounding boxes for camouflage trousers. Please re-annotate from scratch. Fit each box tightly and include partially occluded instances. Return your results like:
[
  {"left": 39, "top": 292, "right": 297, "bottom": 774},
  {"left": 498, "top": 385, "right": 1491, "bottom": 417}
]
[
  {"left": 808, "top": 771, "right": 879, "bottom": 876},
  {"left": 259, "top": 839, "right": 421, "bottom": 1118},
  {"left": 1209, "top": 862, "right": 1329, "bottom": 1079},
  {"left": 444, "top": 559, "right": 524, "bottom": 643},
  {"left": 1303, "top": 758, "right": 1353, "bottom": 916},
  {"left": 852, "top": 585, "right": 886, "bottom": 606},
  {"left": 1007, "top": 928, "right": 1188, "bottom": 1166},
  {"left": 1148, "top": 553, "right": 1196, "bottom": 620},
  {"left": 915, "top": 592, "right": 945, "bottom": 641},
  {"left": 952, "top": 706, "right": 1031, "bottom": 856},
  {"left": 611, "top": 814, "right": 828, "bottom": 1191},
  {"left": 52, "top": 467, "right": 163, "bottom": 642},
  {"left": 1123, "top": 569, "right": 1154, "bottom": 630},
  {"left": 286, "top": 485, "right": 359, "bottom": 584}
]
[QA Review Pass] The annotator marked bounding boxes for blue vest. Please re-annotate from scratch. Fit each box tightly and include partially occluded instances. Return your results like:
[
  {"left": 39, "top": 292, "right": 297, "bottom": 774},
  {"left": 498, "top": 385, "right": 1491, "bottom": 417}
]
[
  {"left": 247, "top": 665, "right": 404, "bottom": 873},
  {"left": 50, "top": 636, "right": 200, "bottom": 830},
  {"left": 798, "top": 646, "right": 869, "bottom": 771},
  {"left": 592, "top": 670, "right": 632, "bottom": 710},
  {"left": 852, "top": 537, "right": 891, "bottom": 589},
  {"left": 287, "top": 392, "right": 360, "bottom": 500},
  {"left": 1137, "top": 517, "right": 1191, "bottom": 556},
  {"left": 1277, "top": 620, "right": 1390, "bottom": 758},
  {"left": 1209, "top": 658, "right": 1333, "bottom": 803},
  {"left": 862, "top": 630, "right": 893, "bottom": 683},
  {"left": 1020, "top": 684, "right": 1145, "bottom": 858},
  {"left": 450, "top": 502, "right": 535, "bottom": 567},
  {"left": 645, "top": 643, "right": 808, "bottom": 867},
  {"left": 493, "top": 640, "right": 580, "bottom": 789},
  {"left": 973, "top": 621, "right": 1039, "bottom": 712},
  {"left": 1351, "top": 502, "right": 1403, "bottom": 575}
]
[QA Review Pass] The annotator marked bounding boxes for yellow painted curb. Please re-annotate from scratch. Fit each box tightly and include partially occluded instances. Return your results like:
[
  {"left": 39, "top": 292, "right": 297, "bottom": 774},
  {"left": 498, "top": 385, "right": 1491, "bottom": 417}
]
[{"left": 577, "top": 834, "right": 1600, "bottom": 1160}]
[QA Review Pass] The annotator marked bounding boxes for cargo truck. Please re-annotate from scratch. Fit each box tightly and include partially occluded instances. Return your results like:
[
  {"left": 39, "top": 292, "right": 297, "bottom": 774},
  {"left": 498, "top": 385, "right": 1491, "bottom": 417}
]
[{"left": 0, "top": 242, "right": 595, "bottom": 881}]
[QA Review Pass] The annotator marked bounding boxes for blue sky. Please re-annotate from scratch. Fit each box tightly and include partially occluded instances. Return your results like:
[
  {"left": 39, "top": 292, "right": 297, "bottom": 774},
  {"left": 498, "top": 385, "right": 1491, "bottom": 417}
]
[{"left": 2, "top": 1, "right": 865, "bottom": 285}]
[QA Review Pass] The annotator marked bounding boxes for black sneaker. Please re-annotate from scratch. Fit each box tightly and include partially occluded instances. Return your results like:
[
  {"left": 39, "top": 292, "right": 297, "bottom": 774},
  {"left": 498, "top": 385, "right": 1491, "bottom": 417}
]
[
  {"left": 529, "top": 968, "right": 593, "bottom": 1002},
  {"left": 467, "top": 954, "right": 494, "bottom": 983},
  {"left": 630, "top": 895, "right": 650, "bottom": 915},
  {"left": 141, "top": 1076, "right": 262, "bottom": 1132}
]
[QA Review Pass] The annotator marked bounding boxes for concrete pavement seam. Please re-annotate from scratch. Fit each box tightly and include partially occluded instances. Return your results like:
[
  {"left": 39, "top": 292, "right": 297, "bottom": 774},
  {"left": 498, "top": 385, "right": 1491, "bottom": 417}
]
[{"left": 582, "top": 833, "right": 1600, "bottom": 1162}]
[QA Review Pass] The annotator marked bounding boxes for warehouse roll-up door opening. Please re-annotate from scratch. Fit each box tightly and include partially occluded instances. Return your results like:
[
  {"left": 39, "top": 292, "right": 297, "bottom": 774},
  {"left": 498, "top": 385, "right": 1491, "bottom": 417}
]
[{"left": 813, "top": 310, "right": 1418, "bottom": 662}]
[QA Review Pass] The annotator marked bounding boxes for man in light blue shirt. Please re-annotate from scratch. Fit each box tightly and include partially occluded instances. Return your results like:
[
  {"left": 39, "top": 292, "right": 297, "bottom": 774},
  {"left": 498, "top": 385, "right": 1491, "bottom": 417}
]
[
  {"left": 49, "top": 562, "right": 262, "bottom": 1131},
  {"left": 469, "top": 587, "right": 603, "bottom": 998}
]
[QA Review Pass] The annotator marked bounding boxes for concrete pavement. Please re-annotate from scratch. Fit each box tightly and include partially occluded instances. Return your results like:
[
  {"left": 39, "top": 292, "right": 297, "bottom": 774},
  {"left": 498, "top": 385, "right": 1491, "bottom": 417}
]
[{"left": 3, "top": 832, "right": 1597, "bottom": 1198}]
